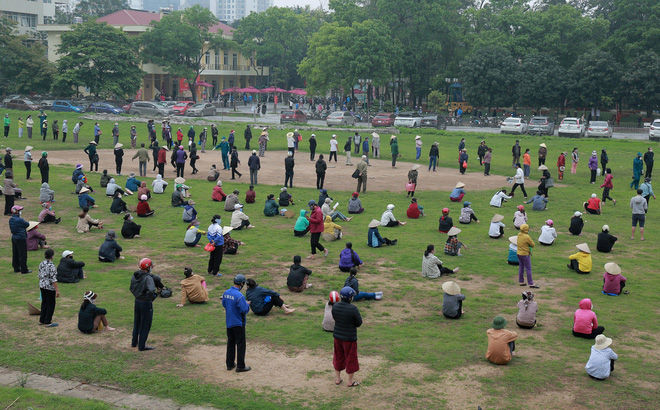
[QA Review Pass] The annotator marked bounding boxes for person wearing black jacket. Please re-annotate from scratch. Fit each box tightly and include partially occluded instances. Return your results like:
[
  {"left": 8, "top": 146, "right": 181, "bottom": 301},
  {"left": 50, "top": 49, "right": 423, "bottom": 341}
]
[
  {"left": 284, "top": 152, "right": 295, "bottom": 188},
  {"left": 477, "top": 141, "right": 488, "bottom": 166},
  {"left": 230, "top": 146, "right": 242, "bottom": 179},
  {"left": 78, "top": 291, "right": 115, "bottom": 333},
  {"left": 121, "top": 213, "right": 141, "bottom": 238},
  {"left": 56, "top": 250, "right": 85, "bottom": 283},
  {"left": 211, "top": 124, "right": 219, "bottom": 146},
  {"left": 644, "top": 147, "right": 654, "bottom": 179},
  {"left": 569, "top": 212, "right": 584, "bottom": 236},
  {"left": 596, "top": 225, "right": 618, "bottom": 253},
  {"left": 429, "top": 142, "right": 439, "bottom": 171},
  {"left": 512, "top": 140, "right": 521, "bottom": 166},
  {"left": 150, "top": 140, "right": 160, "bottom": 172},
  {"left": 244, "top": 125, "right": 252, "bottom": 150},
  {"left": 114, "top": 143, "right": 124, "bottom": 175},
  {"left": 332, "top": 287, "right": 363, "bottom": 387},
  {"left": 309, "top": 134, "right": 317, "bottom": 161},
  {"left": 38, "top": 151, "right": 49, "bottom": 183},
  {"left": 4, "top": 147, "right": 13, "bottom": 173},
  {"left": 110, "top": 192, "right": 128, "bottom": 214},
  {"left": 247, "top": 150, "right": 260, "bottom": 185},
  {"left": 315, "top": 154, "right": 327, "bottom": 189},
  {"left": 130, "top": 258, "right": 159, "bottom": 351},
  {"left": 287, "top": 255, "right": 312, "bottom": 292},
  {"left": 600, "top": 149, "right": 609, "bottom": 176}
]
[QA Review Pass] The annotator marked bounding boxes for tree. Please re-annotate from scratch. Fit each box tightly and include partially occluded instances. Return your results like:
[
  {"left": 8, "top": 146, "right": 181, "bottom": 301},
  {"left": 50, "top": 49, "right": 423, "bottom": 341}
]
[
  {"left": 53, "top": 21, "right": 143, "bottom": 98},
  {"left": 622, "top": 51, "right": 660, "bottom": 117},
  {"left": 427, "top": 90, "right": 448, "bottom": 113},
  {"left": 460, "top": 46, "right": 517, "bottom": 112},
  {"left": 297, "top": 23, "right": 353, "bottom": 94},
  {"left": 568, "top": 50, "right": 621, "bottom": 112},
  {"left": 606, "top": 0, "right": 660, "bottom": 64},
  {"left": 517, "top": 53, "right": 566, "bottom": 112},
  {"left": 141, "top": 6, "right": 234, "bottom": 102},
  {"left": 0, "top": 18, "right": 54, "bottom": 95}
]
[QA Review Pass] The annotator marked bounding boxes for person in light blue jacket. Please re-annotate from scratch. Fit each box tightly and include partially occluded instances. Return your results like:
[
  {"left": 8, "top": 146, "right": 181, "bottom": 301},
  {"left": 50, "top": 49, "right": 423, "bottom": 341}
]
[
  {"left": 207, "top": 214, "right": 224, "bottom": 276},
  {"left": 585, "top": 334, "right": 618, "bottom": 380},
  {"left": 367, "top": 219, "right": 396, "bottom": 247}
]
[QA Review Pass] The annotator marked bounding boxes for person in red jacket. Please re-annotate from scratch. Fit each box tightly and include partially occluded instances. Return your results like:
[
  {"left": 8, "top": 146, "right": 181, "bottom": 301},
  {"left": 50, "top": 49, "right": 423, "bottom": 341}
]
[
  {"left": 245, "top": 185, "right": 256, "bottom": 204},
  {"left": 212, "top": 180, "right": 227, "bottom": 202},
  {"left": 157, "top": 146, "right": 168, "bottom": 177},
  {"left": 406, "top": 197, "right": 424, "bottom": 219},
  {"left": 137, "top": 195, "right": 154, "bottom": 217},
  {"left": 556, "top": 152, "right": 566, "bottom": 181},
  {"left": 599, "top": 168, "right": 616, "bottom": 205},
  {"left": 307, "top": 200, "right": 328, "bottom": 259}
]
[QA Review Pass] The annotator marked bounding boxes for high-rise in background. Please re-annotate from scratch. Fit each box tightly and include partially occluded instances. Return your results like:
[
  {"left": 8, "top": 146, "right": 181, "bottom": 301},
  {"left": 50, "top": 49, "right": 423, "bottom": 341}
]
[{"left": 130, "top": 0, "right": 274, "bottom": 21}]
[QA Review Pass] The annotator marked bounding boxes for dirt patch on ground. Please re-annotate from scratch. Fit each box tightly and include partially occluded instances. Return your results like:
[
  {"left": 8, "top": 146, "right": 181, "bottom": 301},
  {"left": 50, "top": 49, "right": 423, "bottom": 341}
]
[{"left": 45, "top": 149, "right": 507, "bottom": 193}]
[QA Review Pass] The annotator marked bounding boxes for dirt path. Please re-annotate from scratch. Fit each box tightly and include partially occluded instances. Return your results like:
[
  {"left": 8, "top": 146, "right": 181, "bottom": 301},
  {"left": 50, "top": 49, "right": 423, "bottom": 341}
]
[{"left": 45, "top": 149, "right": 506, "bottom": 192}]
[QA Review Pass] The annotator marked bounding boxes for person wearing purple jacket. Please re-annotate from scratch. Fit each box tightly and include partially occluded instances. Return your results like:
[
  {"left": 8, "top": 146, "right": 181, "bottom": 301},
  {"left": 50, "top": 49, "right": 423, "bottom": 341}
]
[
  {"left": 175, "top": 146, "right": 187, "bottom": 178},
  {"left": 338, "top": 242, "right": 363, "bottom": 272},
  {"left": 588, "top": 151, "right": 598, "bottom": 184}
]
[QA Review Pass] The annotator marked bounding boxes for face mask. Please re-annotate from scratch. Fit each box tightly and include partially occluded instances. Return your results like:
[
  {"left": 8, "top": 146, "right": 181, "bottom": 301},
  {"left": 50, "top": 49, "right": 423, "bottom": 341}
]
[
  {"left": 19, "top": 212, "right": 22, "bottom": 216},
  {"left": 49, "top": 207, "right": 52, "bottom": 211},
  {"left": 214, "top": 219, "right": 221, "bottom": 224},
  {"left": 130, "top": 216, "right": 134, "bottom": 220}
]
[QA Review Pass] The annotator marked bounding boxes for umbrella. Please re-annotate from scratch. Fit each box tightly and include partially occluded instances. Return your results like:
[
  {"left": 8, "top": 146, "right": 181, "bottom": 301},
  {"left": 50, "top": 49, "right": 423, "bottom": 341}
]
[
  {"left": 222, "top": 87, "right": 239, "bottom": 93},
  {"left": 261, "top": 86, "right": 288, "bottom": 93},
  {"left": 196, "top": 81, "right": 213, "bottom": 87},
  {"left": 290, "top": 88, "right": 307, "bottom": 95},
  {"left": 237, "top": 86, "right": 261, "bottom": 93}
]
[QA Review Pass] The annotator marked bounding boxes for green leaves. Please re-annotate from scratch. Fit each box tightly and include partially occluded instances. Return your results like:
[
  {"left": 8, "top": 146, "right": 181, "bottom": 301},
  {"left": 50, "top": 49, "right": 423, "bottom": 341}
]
[{"left": 460, "top": 46, "right": 517, "bottom": 111}]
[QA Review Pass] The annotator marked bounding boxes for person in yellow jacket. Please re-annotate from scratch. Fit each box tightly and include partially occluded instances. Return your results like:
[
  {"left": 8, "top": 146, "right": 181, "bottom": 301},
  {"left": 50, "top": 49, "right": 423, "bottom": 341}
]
[
  {"left": 517, "top": 224, "right": 538, "bottom": 288},
  {"left": 322, "top": 215, "right": 342, "bottom": 242},
  {"left": 568, "top": 243, "right": 592, "bottom": 274},
  {"left": 176, "top": 267, "right": 209, "bottom": 307}
]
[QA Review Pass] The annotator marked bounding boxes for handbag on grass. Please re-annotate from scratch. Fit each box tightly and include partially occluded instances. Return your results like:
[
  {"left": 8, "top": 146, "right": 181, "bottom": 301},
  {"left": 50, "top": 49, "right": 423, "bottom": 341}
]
[{"left": 204, "top": 242, "right": 215, "bottom": 252}]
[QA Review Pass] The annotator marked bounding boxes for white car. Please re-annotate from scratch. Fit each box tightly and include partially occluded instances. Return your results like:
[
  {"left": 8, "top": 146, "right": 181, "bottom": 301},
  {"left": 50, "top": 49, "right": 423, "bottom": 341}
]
[
  {"left": 558, "top": 117, "right": 585, "bottom": 138},
  {"left": 649, "top": 119, "right": 660, "bottom": 139},
  {"left": 500, "top": 117, "right": 527, "bottom": 134},
  {"left": 326, "top": 111, "right": 355, "bottom": 126},
  {"left": 394, "top": 112, "right": 422, "bottom": 128},
  {"left": 586, "top": 121, "right": 613, "bottom": 138}
]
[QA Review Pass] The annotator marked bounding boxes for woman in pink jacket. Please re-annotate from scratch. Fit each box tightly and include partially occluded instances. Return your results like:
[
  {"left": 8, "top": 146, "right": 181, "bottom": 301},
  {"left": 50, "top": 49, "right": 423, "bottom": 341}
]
[{"left": 573, "top": 298, "right": 604, "bottom": 339}]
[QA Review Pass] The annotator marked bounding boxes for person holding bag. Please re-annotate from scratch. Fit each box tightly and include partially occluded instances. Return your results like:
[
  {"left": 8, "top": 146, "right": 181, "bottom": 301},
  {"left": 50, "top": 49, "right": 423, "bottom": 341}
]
[{"left": 406, "top": 164, "right": 419, "bottom": 197}]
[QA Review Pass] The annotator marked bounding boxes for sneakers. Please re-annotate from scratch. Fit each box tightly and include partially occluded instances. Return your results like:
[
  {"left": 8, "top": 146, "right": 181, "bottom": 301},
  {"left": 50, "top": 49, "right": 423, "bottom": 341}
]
[{"left": 375, "top": 292, "right": 383, "bottom": 300}]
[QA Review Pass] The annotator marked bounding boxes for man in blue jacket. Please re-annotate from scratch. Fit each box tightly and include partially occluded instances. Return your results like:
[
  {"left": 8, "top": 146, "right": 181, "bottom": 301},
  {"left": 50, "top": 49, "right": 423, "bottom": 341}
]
[
  {"left": 9, "top": 205, "right": 31, "bottom": 273},
  {"left": 223, "top": 274, "right": 251, "bottom": 372}
]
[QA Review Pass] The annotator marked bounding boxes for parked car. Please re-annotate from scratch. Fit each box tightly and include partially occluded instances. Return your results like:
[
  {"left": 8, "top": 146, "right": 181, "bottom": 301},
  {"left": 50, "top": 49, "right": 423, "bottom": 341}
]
[
  {"left": 649, "top": 119, "right": 660, "bottom": 138},
  {"left": 586, "top": 121, "right": 613, "bottom": 138},
  {"left": 186, "top": 103, "right": 216, "bottom": 117},
  {"left": 5, "top": 99, "right": 40, "bottom": 111},
  {"left": 172, "top": 101, "right": 194, "bottom": 115},
  {"left": 280, "top": 109, "right": 307, "bottom": 124},
  {"left": 394, "top": 112, "right": 422, "bottom": 128},
  {"left": 2, "top": 95, "right": 22, "bottom": 105},
  {"left": 51, "top": 100, "right": 86, "bottom": 113},
  {"left": 558, "top": 117, "right": 585, "bottom": 138},
  {"left": 421, "top": 114, "right": 447, "bottom": 130},
  {"left": 326, "top": 111, "right": 355, "bottom": 126},
  {"left": 527, "top": 117, "right": 555, "bottom": 135},
  {"left": 500, "top": 117, "right": 528, "bottom": 134},
  {"left": 128, "top": 101, "right": 174, "bottom": 117},
  {"left": 371, "top": 113, "right": 396, "bottom": 127},
  {"left": 87, "top": 102, "right": 125, "bottom": 115},
  {"left": 39, "top": 100, "right": 56, "bottom": 110}
]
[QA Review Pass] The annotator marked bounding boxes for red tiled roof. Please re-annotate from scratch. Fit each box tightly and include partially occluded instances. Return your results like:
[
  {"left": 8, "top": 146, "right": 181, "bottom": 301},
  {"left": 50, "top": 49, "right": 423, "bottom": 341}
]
[{"left": 97, "top": 9, "right": 234, "bottom": 33}]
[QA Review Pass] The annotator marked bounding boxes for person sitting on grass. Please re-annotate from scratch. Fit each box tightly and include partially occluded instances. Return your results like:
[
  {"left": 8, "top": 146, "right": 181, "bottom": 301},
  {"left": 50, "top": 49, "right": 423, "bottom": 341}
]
[
  {"left": 569, "top": 211, "right": 584, "bottom": 235},
  {"left": 524, "top": 190, "right": 548, "bottom": 211},
  {"left": 212, "top": 180, "right": 227, "bottom": 202},
  {"left": 137, "top": 181, "right": 151, "bottom": 200},
  {"left": 344, "top": 267, "right": 382, "bottom": 301},
  {"left": 437, "top": 208, "right": 452, "bottom": 233},
  {"left": 77, "top": 187, "right": 96, "bottom": 209},
  {"left": 602, "top": 262, "right": 627, "bottom": 296},
  {"left": 106, "top": 178, "right": 128, "bottom": 197},
  {"left": 442, "top": 281, "right": 465, "bottom": 319},
  {"left": 486, "top": 316, "right": 518, "bottom": 365},
  {"left": 152, "top": 174, "right": 168, "bottom": 194},
  {"left": 381, "top": 204, "right": 407, "bottom": 227},
  {"left": 538, "top": 219, "right": 557, "bottom": 245},
  {"left": 78, "top": 291, "right": 115, "bottom": 334},
  {"left": 26, "top": 221, "right": 48, "bottom": 251},
  {"left": 583, "top": 193, "right": 602, "bottom": 215},
  {"left": 507, "top": 236, "right": 519, "bottom": 266},
  {"left": 231, "top": 203, "right": 254, "bottom": 230},
  {"left": 294, "top": 209, "right": 310, "bottom": 237},
  {"left": 39, "top": 182, "right": 55, "bottom": 203},
  {"left": 182, "top": 199, "right": 197, "bottom": 223},
  {"left": 585, "top": 334, "right": 618, "bottom": 380},
  {"left": 110, "top": 191, "right": 129, "bottom": 214},
  {"left": 279, "top": 187, "right": 294, "bottom": 207},
  {"left": 406, "top": 197, "right": 425, "bottom": 218},
  {"left": 56, "top": 250, "right": 86, "bottom": 283},
  {"left": 38, "top": 202, "right": 60, "bottom": 224},
  {"left": 367, "top": 219, "right": 397, "bottom": 247},
  {"left": 513, "top": 205, "right": 527, "bottom": 229},
  {"left": 450, "top": 182, "right": 466, "bottom": 202},
  {"left": 516, "top": 291, "right": 538, "bottom": 329},
  {"left": 322, "top": 215, "right": 342, "bottom": 242},
  {"left": 171, "top": 184, "right": 186, "bottom": 207},
  {"left": 246, "top": 278, "right": 295, "bottom": 316},
  {"left": 263, "top": 194, "right": 279, "bottom": 216},
  {"left": 176, "top": 268, "right": 209, "bottom": 307},
  {"left": 323, "top": 197, "right": 352, "bottom": 222},
  {"left": 76, "top": 207, "right": 102, "bottom": 233},
  {"left": 596, "top": 225, "right": 617, "bottom": 253},
  {"left": 245, "top": 185, "right": 256, "bottom": 204},
  {"left": 121, "top": 213, "right": 141, "bottom": 239},
  {"left": 568, "top": 243, "right": 592, "bottom": 274},
  {"left": 490, "top": 189, "right": 511, "bottom": 207},
  {"left": 573, "top": 298, "right": 604, "bottom": 339},
  {"left": 98, "top": 230, "right": 123, "bottom": 262},
  {"left": 99, "top": 169, "right": 111, "bottom": 188},
  {"left": 222, "top": 226, "right": 245, "bottom": 255},
  {"left": 287, "top": 255, "right": 313, "bottom": 292},
  {"left": 444, "top": 227, "right": 467, "bottom": 256},
  {"left": 322, "top": 291, "right": 340, "bottom": 332},
  {"left": 137, "top": 195, "right": 154, "bottom": 217},
  {"left": 339, "top": 242, "right": 363, "bottom": 272},
  {"left": 489, "top": 214, "right": 506, "bottom": 239},
  {"left": 126, "top": 172, "right": 141, "bottom": 192},
  {"left": 348, "top": 192, "right": 364, "bottom": 214},
  {"left": 184, "top": 220, "right": 205, "bottom": 248},
  {"left": 458, "top": 201, "right": 478, "bottom": 224},
  {"left": 423, "top": 244, "right": 459, "bottom": 278},
  {"left": 224, "top": 190, "right": 241, "bottom": 212}
]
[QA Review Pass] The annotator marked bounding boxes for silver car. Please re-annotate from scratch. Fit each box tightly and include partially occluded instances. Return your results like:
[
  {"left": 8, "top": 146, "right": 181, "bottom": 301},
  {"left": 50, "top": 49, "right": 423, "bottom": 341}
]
[
  {"left": 527, "top": 117, "right": 555, "bottom": 136},
  {"left": 586, "top": 121, "right": 613, "bottom": 138},
  {"left": 326, "top": 111, "right": 355, "bottom": 126},
  {"left": 186, "top": 103, "right": 216, "bottom": 117},
  {"left": 129, "top": 101, "right": 174, "bottom": 117}
]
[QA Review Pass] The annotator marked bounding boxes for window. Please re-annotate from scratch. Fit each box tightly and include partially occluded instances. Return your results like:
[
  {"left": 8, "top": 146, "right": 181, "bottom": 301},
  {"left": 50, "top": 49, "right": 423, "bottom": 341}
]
[
  {"left": 44, "top": 16, "right": 54, "bottom": 24},
  {"left": 223, "top": 53, "right": 228, "bottom": 65},
  {"left": 214, "top": 53, "right": 220, "bottom": 67},
  {"left": 4, "top": 12, "right": 37, "bottom": 28},
  {"left": 205, "top": 53, "right": 210, "bottom": 64},
  {"left": 43, "top": 0, "right": 52, "bottom": 3},
  {"left": 232, "top": 53, "right": 238, "bottom": 67}
]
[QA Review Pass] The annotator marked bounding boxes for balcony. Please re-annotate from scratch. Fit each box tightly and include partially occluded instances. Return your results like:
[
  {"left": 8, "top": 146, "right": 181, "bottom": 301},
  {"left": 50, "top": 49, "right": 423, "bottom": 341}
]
[{"left": 202, "top": 64, "right": 263, "bottom": 74}]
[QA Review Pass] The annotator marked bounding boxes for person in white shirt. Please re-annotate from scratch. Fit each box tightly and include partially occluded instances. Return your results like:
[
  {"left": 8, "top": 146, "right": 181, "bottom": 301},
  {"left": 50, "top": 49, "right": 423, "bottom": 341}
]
[
  {"left": 490, "top": 189, "right": 512, "bottom": 207},
  {"left": 538, "top": 219, "right": 557, "bottom": 245},
  {"left": 380, "top": 204, "right": 406, "bottom": 227},
  {"left": 489, "top": 214, "right": 506, "bottom": 238},
  {"left": 509, "top": 163, "right": 528, "bottom": 198},
  {"left": 513, "top": 205, "right": 527, "bottom": 229},
  {"left": 230, "top": 204, "right": 254, "bottom": 230},
  {"left": 329, "top": 134, "right": 338, "bottom": 162}
]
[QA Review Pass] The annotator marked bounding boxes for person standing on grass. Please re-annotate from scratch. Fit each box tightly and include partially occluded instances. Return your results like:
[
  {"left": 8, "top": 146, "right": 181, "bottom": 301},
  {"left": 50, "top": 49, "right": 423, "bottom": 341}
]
[
  {"left": 644, "top": 147, "right": 654, "bottom": 179},
  {"left": 356, "top": 156, "right": 368, "bottom": 194},
  {"left": 459, "top": 148, "right": 468, "bottom": 175},
  {"left": 600, "top": 149, "right": 608, "bottom": 177},
  {"left": 523, "top": 148, "right": 531, "bottom": 179},
  {"left": 26, "top": 115, "right": 33, "bottom": 139},
  {"left": 130, "top": 258, "right": 159, "bottom": 351},
  {"left": 332, "top": 287, "right": 363, "bottom": 387},
  {"left": 587, "top": 151, "right": 598, "bottom": 184},
  {"left": 631, "top": 153, "right": 643, "bottom": 190},
  {"left": 353, "top": 132, "right": 361, "bottom": 154},
  {"left": 371, "top": 132, "right": 380, "bottom": 159},
  {"left": 309, "top": 133, "right": 317, "bottom": 161},
  {"left": 316, "top": 154, "right": 327, "bottom": 190},
  {"left": 23, "top": 145, "right": 33, "bottom": 180},
  {"left": 630, "top": 189, "right": 647, "bottom": 240},
  {"left": 223, "top": 274, "right": 251, "bottom": 372},
  {"left": 483, "top": 148, "right": 492, "bottom": 176},
  {"left": 510, "top": 163, "right": 528, "bottom": 199},
  {"left": 415, "top": 135, "right": 423, "bottom": 160},
  {"left": 38, "top": 249, "right": 59, "bottom": 327},
  {"left": 557, "top": 151, "right": 566, "bottom": 181},
  {"left": 512, "top": 140, "right": 521, "bottom": 166},
  {"left": 93, "top": 122, "right": 101, "bottom": 144},
  {"left": 599, "top": 168, "right": 616, "bottom": 205},
  {"left": 344, "top": 136, "right": 353, "bottom": 166},
  {"left": 244, "top": 125, "right": 252, "bottom": 150},
  {"left": 307, "top": 200, "right": 328, "bottom": 259},
  {"left": 17, "top": 117, "right": 23, "bottom": 139},
  {"left": 517, "top": 224, "right": 538, "bottom": 288},
  {"left": 258, "top": 129, "right": 268, "bottom": 157},
  {"left": 284, "top": 151, "right": 294, "bottom": 187},
  {"left": 329, "top": 134, "right": 338, "bottom": 162},
  {"left": 3, "top": 113, "right": 10, "bottom": 137},
  {"left": 390, "top": 135, "right": 399, "bottom": 168},
  {"left": 362, "top": 136, "right": 369, "bottom": 164},
  {"left": 429, "top": 142, "right": 439, "bottom": 172},
  {"left": 538, "top": 143, "right": 547, "bottom": 167},
  {"left": 10, "top": 205, "right": 30, "bottom": 274},
  {"left": 477, "top": 140, "right": 487, "bottom": 166},
  {"left": 72, "top": 121, "right": 82, "bottom": 144},
  {"left": 640, "top": 177, "right": 655, "bottom": 212}
]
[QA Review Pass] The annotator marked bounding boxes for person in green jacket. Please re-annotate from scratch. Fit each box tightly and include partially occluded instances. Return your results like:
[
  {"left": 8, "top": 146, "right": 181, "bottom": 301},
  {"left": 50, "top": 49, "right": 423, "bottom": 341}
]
[
  {"left": 390, "top": 135, "right": 399, "bottom": 168},
  {"left": 630, "top": 153, "right": 644, "bottom": 190},
  {"left": 4, "top": 113, "right": 10, "bottom": 137},
  {"left": 83, "top": 141, "right": 98, "bottom": 172},
  {"left": 264, "top": 194, "right": 279, "bottom": 217},
  {"left": 294, "top": 209, "right": 309, "bottom": 236}
]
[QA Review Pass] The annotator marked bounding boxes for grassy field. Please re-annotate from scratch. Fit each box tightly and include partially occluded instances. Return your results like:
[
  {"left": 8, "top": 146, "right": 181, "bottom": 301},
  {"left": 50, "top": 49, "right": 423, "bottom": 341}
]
[{"left": 0, "top": 108, "right": 658, "bottom": 408}]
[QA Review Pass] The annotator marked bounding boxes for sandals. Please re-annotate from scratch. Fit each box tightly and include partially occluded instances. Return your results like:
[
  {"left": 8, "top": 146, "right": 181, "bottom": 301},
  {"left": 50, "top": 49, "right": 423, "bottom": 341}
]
[
  {"left": 519, "top": 283, "right": 527, "bottom": 286},
  {"left": 335, "top": 379, "right": 343, "bottom": 385},
  {"left": 348, "top": 381, "right": 360, "bottom": 387},
  {"left": 529, "top": 285, "right": 540, "bottom": 289}
]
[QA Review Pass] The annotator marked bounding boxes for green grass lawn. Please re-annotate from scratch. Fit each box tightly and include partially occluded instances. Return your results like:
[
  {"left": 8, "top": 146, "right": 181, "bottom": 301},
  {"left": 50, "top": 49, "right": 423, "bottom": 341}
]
[
  {"left": 0, "top": 386, "right": 111, "bottom": 409},
  {"left": 0, "top": 108, "right": 658, "bottom": 408}
]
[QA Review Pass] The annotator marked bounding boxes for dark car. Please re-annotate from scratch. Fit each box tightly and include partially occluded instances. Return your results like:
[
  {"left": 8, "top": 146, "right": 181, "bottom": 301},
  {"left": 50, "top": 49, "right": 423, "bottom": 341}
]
[
  {"left": 87, "top": 102, "right": 125, "bottom": 115},
  {"left": 280, "top": 109, "right": 307, "bottom": 124},
  {"left": 6, "top": 99, "right": 40, "bottom": 111},
  {"left": 371, "top": 113, "right": 396, "bottom": 127},
  {"left": 421, "top": 114, "right": 447, "bottom": 130}
]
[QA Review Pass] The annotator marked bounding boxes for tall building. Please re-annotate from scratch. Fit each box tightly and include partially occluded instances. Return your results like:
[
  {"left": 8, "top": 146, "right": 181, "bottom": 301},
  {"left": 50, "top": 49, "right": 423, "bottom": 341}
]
[
  {"left": 0, "top": 0, "right": 57, "bottom": 36},
  {"left": 211, "top": 0, "right": 273, "bottom": 22},
  {"left": 129, "top": 0, "right": 179, "bottom": 12}
]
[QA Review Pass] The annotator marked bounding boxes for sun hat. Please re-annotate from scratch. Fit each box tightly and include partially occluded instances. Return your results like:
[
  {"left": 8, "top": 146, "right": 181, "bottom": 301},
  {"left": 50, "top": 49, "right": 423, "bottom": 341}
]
[
  {"left": 442, "top": 281, "right": 461, "bottom": 295},
  {"left": 340, "top": 286, "right": 356, "bottom": 300},
  {"left": 491, "top": 214, "right": 504, "bottom": 223},
  {"left": 538, "top": 165, "right": 548, "bottom": 171},
  {"left": 222, "top": 226, "right": 233, "bottom": 235},
  {"left": 368, "top": 219, "right": 380, "bottom": 228},
  {"left": 89, "top": 141, "right": 97, "bottom": 145},
  {"left": 140, "top": 195, "right": 148, "bottom": 201},
  {"left": 25, "top": 146, "right": 33, "bottom": 151},
  {"left": 576, "top": 243, "right": 591, "bottom": 253},
  {"left": 386, "top": 204, "right": 395, "bottom": 210},
  {"left": 62, "top": 250, "right": 74, "bottom": 258},
  {"left": 27, "top": 221, "right": 40, "bottom": 231},
  {"left": 187, "top": 199, "right": 195, "bottom": 205},
  {"left": 75, "top": 164, "right": 83, "bottom": 169},
  {"left": 415, "top": 135, "right": 421, "bottom": 140},
  {"left": 540, "top": 143, "right": 546, "bottom": 148},
  {"left": 294, "top": 129, "right": 298, "bottom": 132},
  {"left": 455, "top": 182, "right": 465, "bottom": 188},
  {"left": 174, "top": 177, "right": 186, "bottom": 184},
  {"left": 545, "top": 219, "right": 553, "bottom": 226},
  {"left": 234, "top": 204, "right": 242, "bottom": 210},
  {"left": 492, "top": 316, "right": 507, "bottom": 329},
  {"left": 517, "top": 205, "right": 524, "bottom": 211},
  {"left": 604, "top": 262, "right": 621, "bottom": 275},
  {"left": 79, "top": 187, "right": 90, "bottom": 194},
  {"left": 115, "top": 143, "right": 123, "bottom": 149},
  {"left": 602, "top": 225, "right": 609, "bottom": 232},
  {"left": 331, "top": 134, "right": 336, "bottom": 138},
  {"left": 463, "top": 201, "right": 471, "bottom": 207},
  {"left": 447, "top": 226, "right": 461, "bottom": 236},
  {"left": 411, "top": 164, "right": 421, "bottom": 170},
  {"left": 371, "top": 132, "right": 379, "bottom": 138},
  {"left": 390, "top": 135, "right": 396, "bottom": 140},
  {"left": 593, "top": 334, "right": 612, "bottom": 350},
  {"left": 286, "top": 132, "right": 294, "bottom": 138},
  {"left": 508, "top": 236, "right": 518, "bottom": 245},
  {"left": 574, "top": 211, "right": 582, "bottom": 217},
  {"left": 311, "top": 133, "right": 316, "bottom": 137},
  {"left": 252, "top": 150, "right": 257, "bottom": 154},
  {"left": 591, "top": 193, "right": 597, "bottom": 198}
]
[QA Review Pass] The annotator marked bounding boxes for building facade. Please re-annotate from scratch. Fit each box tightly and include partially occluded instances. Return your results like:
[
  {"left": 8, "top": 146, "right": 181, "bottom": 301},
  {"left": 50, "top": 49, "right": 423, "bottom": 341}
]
[
  {"left": 0, "top": 0, "right": 56, "bottom": 36},
  {"left": 215, "top": 0, "right": 273, "bottom": 22}
]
